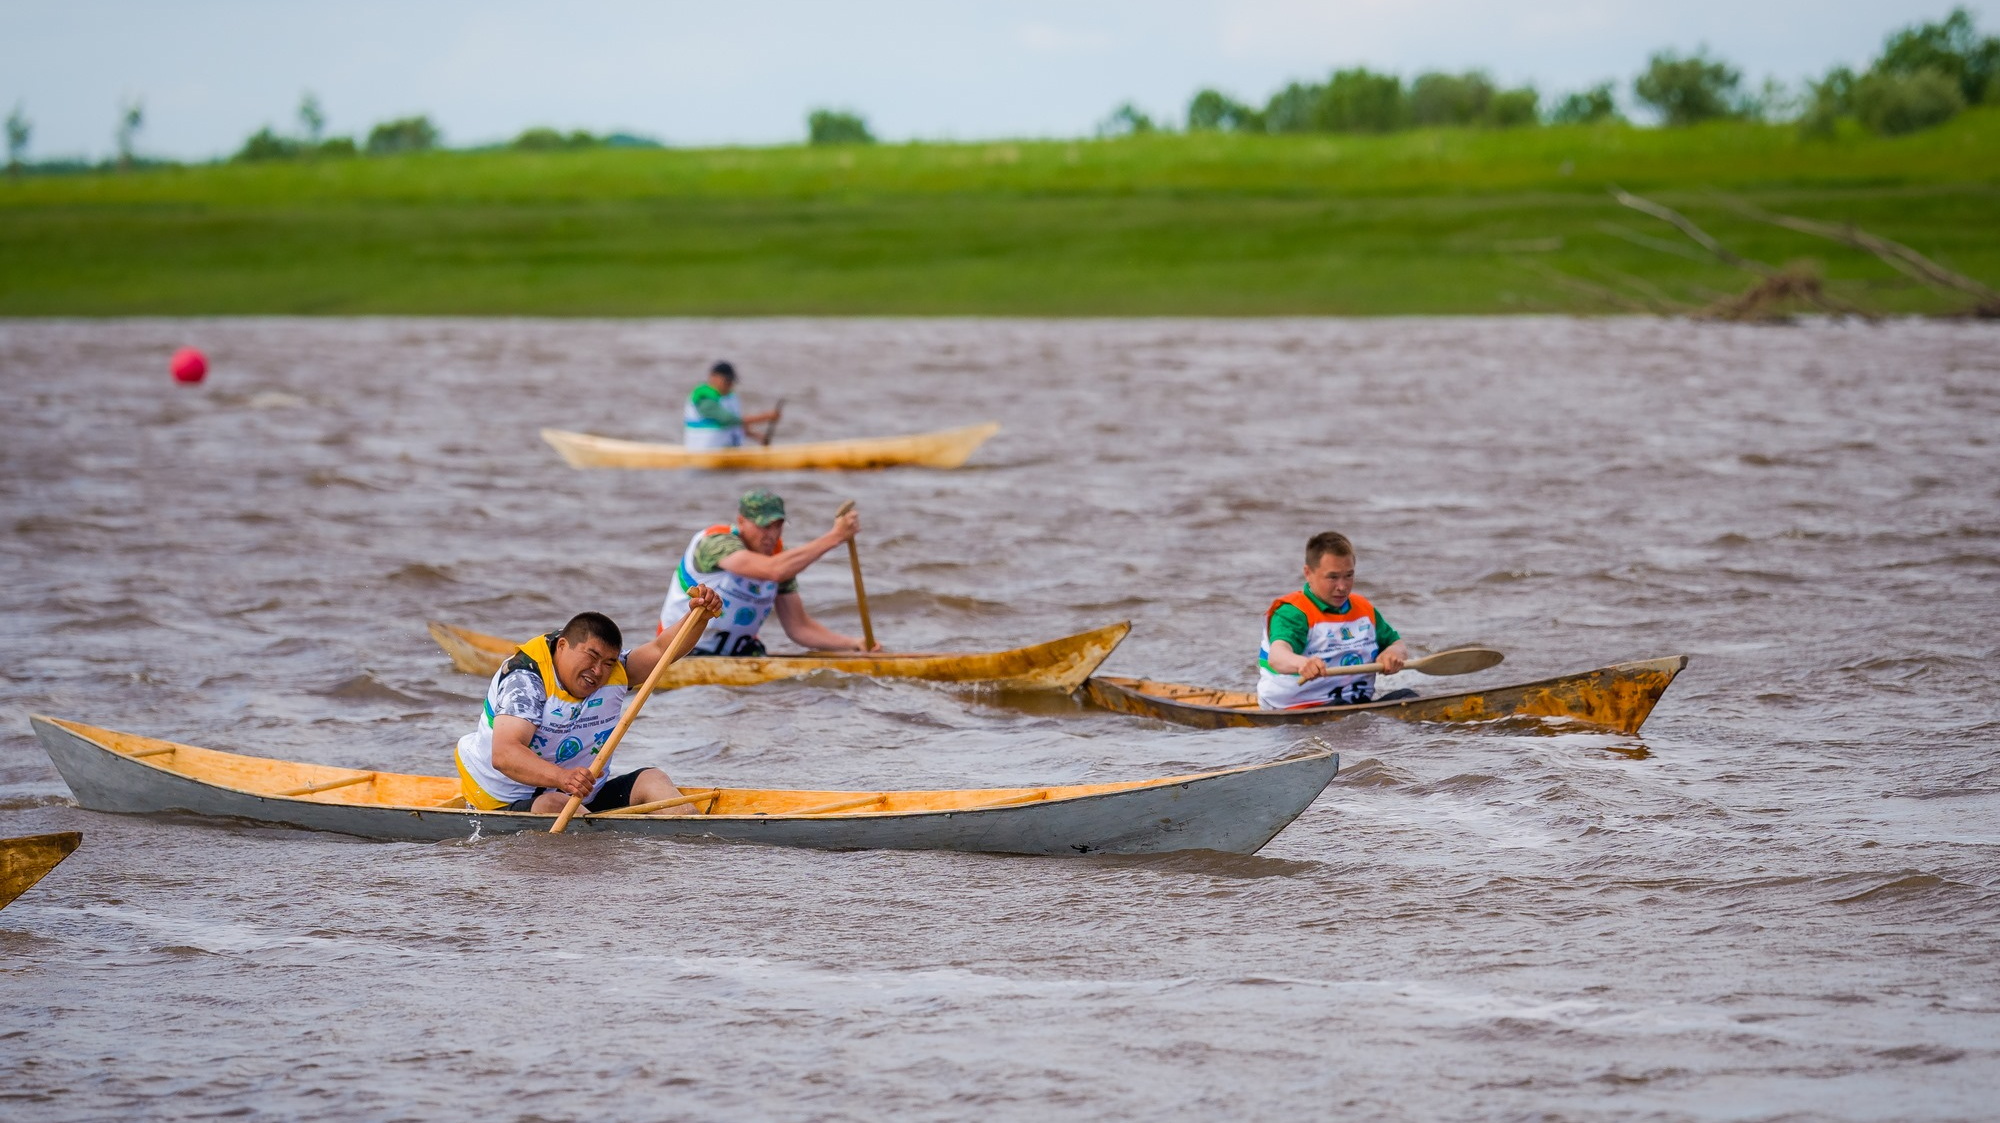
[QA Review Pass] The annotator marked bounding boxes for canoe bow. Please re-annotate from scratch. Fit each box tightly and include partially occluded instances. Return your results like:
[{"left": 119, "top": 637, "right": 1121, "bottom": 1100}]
[{"left": 0, "top": 832, "right": 82, "bottom": 910}]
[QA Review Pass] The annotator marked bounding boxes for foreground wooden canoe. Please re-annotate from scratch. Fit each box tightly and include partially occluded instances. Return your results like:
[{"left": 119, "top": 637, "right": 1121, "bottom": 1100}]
[
  {"left": 540, "top": 421, "right": 1001, "bottom": 471},
  {"left": 0, "top": 832, "right": 81, "bottom": 910},
  {"left": 1083, "top": 655, "right": 1689, "bottom": 735},
  {"left": 429, "top": 619, "right": 1130, "bottom": 692},
  {"left": 30, "top": 717, "right": 1337, "bottom": 856}
]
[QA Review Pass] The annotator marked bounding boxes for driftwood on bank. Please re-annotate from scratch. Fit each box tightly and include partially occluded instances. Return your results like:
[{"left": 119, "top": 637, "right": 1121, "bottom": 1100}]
[
  {"left": 1611, "top": 190, "right": 1777, "bottom": 277},
  {"left": 1609, "top": 189, "right": 1868, "bottom": 321},
  {"left": 1714, "top": 196, "right": 2000, "bottom": 318}
]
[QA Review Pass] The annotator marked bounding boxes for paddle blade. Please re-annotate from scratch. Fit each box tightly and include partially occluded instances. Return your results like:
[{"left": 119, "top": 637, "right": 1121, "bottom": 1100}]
[{"left": 1408, "top": 647, "right": 1505, "bottom": 676}]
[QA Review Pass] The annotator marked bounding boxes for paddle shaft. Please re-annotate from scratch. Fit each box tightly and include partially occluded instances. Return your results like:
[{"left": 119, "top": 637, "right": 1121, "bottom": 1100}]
[
  {"left": 1297, "top": 646, "right": 1502, "bottom": 680},
  {"left": 760, "top": 398, "right": 785, "bottom": 447},
  {"left": 549, "top": 603, "right": 719, "bottom": 834},
  {"left": 835, "top": 500, "right": 876, "bottom": 651}
]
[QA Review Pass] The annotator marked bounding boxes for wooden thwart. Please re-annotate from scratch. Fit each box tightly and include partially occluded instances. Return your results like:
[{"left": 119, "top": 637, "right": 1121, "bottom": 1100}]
[
  {"left": 964, "top": 789, "right": 1050, "bottom": 812},
  {"left": 789, "top": 793, "right": 889, "bottom": 816},
  {"left": 280, "top": 773, "right": 375, "bottom": 797},
  {"left": 592, "top": 790, "right": 721, "bottom": 818}
]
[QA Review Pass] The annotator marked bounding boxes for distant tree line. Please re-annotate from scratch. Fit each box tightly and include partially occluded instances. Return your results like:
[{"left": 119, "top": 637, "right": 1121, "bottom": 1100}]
[
  {"left": 229, "top": 95, "right": 663, "bottom": 162},
  {"left": 1180, "top": 68, "right": 1540, "bottom": 136},
  {"left": 1150, "top": 6, "right": 1995, "bottom": 140},
  {"left": 3, "top": 7, "right": 1989, "bottom": 175}
]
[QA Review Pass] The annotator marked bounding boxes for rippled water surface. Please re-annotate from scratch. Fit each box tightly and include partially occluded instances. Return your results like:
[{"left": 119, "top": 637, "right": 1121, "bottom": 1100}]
[{"left": 3, "top": 317, "right": 1997, "bottom": 1121}]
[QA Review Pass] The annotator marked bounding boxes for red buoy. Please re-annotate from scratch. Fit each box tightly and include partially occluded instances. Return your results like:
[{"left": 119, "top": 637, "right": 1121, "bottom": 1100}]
[{"left": 170, "top": 347, "right": 208, "bottom": 384}]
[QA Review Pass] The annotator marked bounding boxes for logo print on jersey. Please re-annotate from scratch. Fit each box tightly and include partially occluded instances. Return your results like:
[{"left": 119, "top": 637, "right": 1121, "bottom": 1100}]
[
  {"left": 555, "top": 736, "right": 584, "bottom": 762},
  {"left": 734, "top": 606, "right": 757, "bottom": 626}
]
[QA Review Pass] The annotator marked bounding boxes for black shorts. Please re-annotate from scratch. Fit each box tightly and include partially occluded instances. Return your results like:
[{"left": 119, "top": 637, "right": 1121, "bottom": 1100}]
[{"left": 505, "top": 769, "right": 649, "bottom": 813}]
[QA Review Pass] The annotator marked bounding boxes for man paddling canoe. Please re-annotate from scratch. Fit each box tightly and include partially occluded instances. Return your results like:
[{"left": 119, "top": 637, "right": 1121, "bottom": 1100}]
[
  {"left": 1257, "top": 531, "right": 1413, "bottom": 709},
  {"left": 684, "top": 360, "right": 780, "bottom": 449},
  {"left": 454, "top": 590, "right": 722, "bottom": 814},
  {"left": 660, "top": 488, "right": 881, "bottom": 656}
]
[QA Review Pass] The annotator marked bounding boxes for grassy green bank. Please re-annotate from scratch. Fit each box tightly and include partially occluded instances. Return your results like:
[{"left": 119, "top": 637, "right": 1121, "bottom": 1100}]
[{"left": 4, "top": 114, "right": 1998, "bottom": 315}]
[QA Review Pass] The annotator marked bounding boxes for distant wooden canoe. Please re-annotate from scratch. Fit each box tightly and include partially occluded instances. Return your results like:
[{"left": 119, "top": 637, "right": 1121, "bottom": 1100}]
[
  {"left": 540, "top": 422, "right": 1001, "bottom": 470},
  {"left": 428, "top": 619, "right": 1129, "bottom": 693},
  {"left": 1083, "top": 655, "right": 1689, "bottom": 735},
  {"left": 0, "top": 831, "right": 81, "bottom": 910},
  {"left": 30, "top": 717, "right": 1337, "bottom": 857}
]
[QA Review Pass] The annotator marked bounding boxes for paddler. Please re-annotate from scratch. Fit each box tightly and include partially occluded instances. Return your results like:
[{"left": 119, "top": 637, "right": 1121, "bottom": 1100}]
[
  {"left": 683, "top": 360, "right": 781, "bottom": 449},
  {"left": 1257, "top": 531, "right": 1414, "bottom": 709},
  {"left": 660, "top": 488, "right": 881, "bottom": 656},
  {"left": 454, "top": 589, "right": 723, "bottom": 814}
]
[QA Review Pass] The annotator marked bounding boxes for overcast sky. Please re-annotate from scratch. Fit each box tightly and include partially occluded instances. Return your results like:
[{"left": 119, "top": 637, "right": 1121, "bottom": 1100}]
[{"left": 0, "top": 0, "right": 1977, "bottom": 159}]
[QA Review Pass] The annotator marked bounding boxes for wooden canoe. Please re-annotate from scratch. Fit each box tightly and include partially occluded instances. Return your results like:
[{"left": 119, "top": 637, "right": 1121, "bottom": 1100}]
[
  {"left": 0, "top": 831, "right": 81, "bottom": 910},
  {"left": 1082, "top": 655, "right": 1689, "bottom": 735},
  {"left": 428, "top": 619, "right": 1130, "bottom": 692},
  {"left": 540, "top": 421, "right": 1001, "bottom": 471},
  {"left": 30, "top": 716, "right": 1338, "bottom": 856}
]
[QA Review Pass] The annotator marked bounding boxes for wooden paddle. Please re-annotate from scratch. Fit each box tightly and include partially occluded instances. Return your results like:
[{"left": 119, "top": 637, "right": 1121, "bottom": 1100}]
[
  {"left": 1302, "top": 646, "right": 1504, "bottom": 680},
  {"left": 549, "top": 599, "right": 720, "bottom": 834},
  {"left": 759, "top": 398, "right": 785, "bottom": 447},
  {"left": 835, "top": 499, "right": 876, "bottom": 651}
]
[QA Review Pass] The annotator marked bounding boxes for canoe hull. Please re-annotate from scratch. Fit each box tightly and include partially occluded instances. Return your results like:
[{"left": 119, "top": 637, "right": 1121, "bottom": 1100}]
[
  {"left": 541, "top": 422, "right": 1001, "bottom": 471},
  {"left": 0, "top": 832, "right": 82, "bottom": 910},
  {"left": 31, "top": 717, "right": 1337, "bottom": 857},
  {"left": 1082, "top": 656, "right": 1689, "bottom": 735},
  {"left": 429, "top": 620, "right": 1130, "bottom": 692}
]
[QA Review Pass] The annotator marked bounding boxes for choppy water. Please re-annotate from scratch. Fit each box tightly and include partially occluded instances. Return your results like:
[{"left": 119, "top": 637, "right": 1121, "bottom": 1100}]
[{"left": 2, "top": 316, "right": 1997, "bottom": 1121}]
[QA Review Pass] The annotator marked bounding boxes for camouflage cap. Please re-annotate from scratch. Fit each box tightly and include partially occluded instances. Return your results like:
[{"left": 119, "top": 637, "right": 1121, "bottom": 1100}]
[{"left": 738, "top": 488, "right": 786, "bottom": 526}]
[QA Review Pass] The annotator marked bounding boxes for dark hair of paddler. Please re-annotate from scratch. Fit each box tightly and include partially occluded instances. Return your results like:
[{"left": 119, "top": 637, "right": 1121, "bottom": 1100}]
[
  {"left": 1305, "top": 531, "right": 1355, "bottom": 567},
  {"left": 559, "top": 611, "right": 623, "bottom": 651}
]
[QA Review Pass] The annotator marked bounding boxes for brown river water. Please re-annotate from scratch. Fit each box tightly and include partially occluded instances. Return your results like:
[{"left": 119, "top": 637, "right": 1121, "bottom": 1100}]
[{"left": 1, "top": 317, "right": 1997, "bottom": 1121}]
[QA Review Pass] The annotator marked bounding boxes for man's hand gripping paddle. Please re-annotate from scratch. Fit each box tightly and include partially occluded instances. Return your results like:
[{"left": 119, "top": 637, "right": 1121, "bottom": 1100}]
[{"left": 548, "top": 595, "right": 721, "bottom": 834}]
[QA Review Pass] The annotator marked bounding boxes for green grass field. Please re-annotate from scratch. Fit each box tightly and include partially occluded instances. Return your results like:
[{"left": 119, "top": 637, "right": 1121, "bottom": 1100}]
[{"left": 4, "top": 113, "right": 1998, "bottom": 315}]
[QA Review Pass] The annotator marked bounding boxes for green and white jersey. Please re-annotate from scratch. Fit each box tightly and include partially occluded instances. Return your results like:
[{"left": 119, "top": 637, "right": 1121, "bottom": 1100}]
[
  {"left": 659, "top": 525, "right": 798, "bottom": 654},
  {"left": 684, "top": 384, "right": 744, "bottom": 449},
  {"left": 1256, "top": 586, "right": 1401, "bottom": 709}
]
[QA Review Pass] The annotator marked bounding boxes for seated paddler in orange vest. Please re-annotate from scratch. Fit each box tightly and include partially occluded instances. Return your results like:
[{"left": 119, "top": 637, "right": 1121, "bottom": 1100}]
[
  {"left": 1256, "top": 531, "right": 1414, "bottom": 710},
  {"left": 658, "top": 488, "right": 883, "bottom": 657},
  {"left": 454, "top": 588, "right": 722, "bottom": 814}
]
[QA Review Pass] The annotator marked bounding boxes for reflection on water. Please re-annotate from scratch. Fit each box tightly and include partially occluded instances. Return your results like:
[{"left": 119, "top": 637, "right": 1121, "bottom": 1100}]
[{"left": 1, "top": 316, "right": 1997, "bottom": 1119}]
